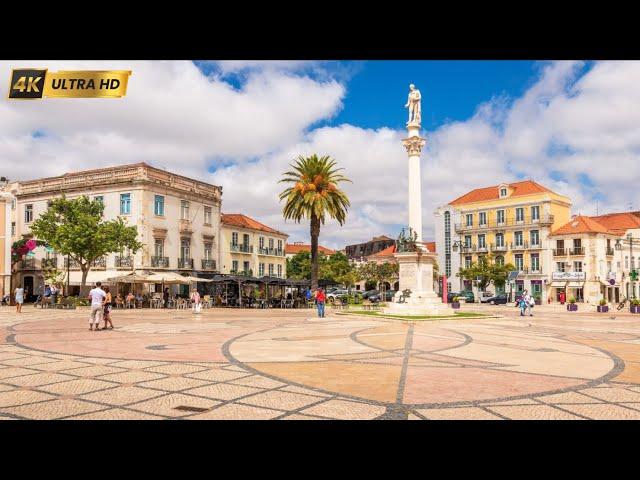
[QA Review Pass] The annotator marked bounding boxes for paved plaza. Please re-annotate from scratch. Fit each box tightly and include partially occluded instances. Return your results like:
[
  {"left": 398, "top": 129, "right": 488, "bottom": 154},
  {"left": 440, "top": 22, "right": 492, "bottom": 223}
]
[{"left": 1, "top": 304, "right": 640, "bottom": 419}]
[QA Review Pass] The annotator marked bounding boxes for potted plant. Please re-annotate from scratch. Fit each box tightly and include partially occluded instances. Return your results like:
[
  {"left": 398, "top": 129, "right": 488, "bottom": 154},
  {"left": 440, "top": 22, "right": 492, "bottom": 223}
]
[
  {"left": 597, "top": 298, "right": 609, "bottom": 313},
  {"left": 534, "top": 294, "right": 542, "bottom": 306},
  {"left": 451, "top": 296, "right": 461, "bottom": 309},
  {"left": 567, "top": 296, "right": 578, "bottom": 311},
  {"left": 631, "top": 299, "right": 640, "bottom": 314}
]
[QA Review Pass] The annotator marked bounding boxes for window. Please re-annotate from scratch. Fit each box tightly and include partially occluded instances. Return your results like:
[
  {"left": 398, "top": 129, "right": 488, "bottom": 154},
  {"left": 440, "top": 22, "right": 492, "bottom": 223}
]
[
  {"left": 181, "top": 239, "right": 190, "bottom": 259},
  {"left": 465, "top": 256, "right": 472, "bottom": 268},
  {"left": 531, "top": 253, "right": 540, "bottom": 272},
  {"left": 154, "top": 239, "right": 164, "bottom": 257},
  {"left": 243, "top": 234, "right": 250, "bottom": 246},
  {"left": 495, "top": 255, "right": 504, "bottom": 266},
  {"left": 204, "top": 242, "right": 212, "bottom": 260},
  {"left": 445, "top": 256, "right": 451, "bottom": 277},
  {"left": 259, "top": 237, "right": 265, "bottom": 249},
  {"left": 515, "top": 254, "right": 524, "bottom": 270},
  {"left": 531, "top": 205, "right": 540, "bottom": 221},
  {"left": 243, "top": 261, "right": 250, "bottom": 273},
  {"left": 573, "top": 238, "right": 581, "bottom": 248},
  {"left": 120, "top": 194, "right": 131, "bottom": 215},
  {"left": 478, "top": 234, "right": 486, "bottom": 248},
  {"left": 465, "top": 214, "right": 473, "bottom": 227},
  {"left": 556, "top": 239, "right": 564, "bottom": 249},
  {"left": 557, "top": 262, "right": 565, "bottom": 272},
  {"left": 444, "top": 211, "right": 451, "bottom": 277},
  {"left": 479, "top": 212, "right": 487, "bottom": 226},
  {"left": 94, "top": 195, "right": 104, "bottom": 204},
  {"left": 232, "top": 232, "right": 238, "bottom": 246},
  {"left": 277, "top": 264, "right": 282, "bottom": 277},
  {"left": 496, "top": 209, "right": 505, "bottom": 224},
  {"left": 154, "top": 195, "right": 164, "bottom": 216},
  {"left": 514, "top": 231, "right": 523, "bottom": 247},
  {"left": 259, "top": 263, "right": 265, "bottom": 276},
  {"left": 530, "top": 230, "right": 539, "bottom": 246},
  {"left": 607, "top": 261, "right": 612, "bottom": 273},
  {"left": 515, "top": 207, "right": 524, "bottom": 222},
  {"left": 277, "top": 239, "right": 283, "bottom": 251},
  {"left": 495, "top": 233, "right": 504, "bottom": 247},
  {"left": 268, "top": 264, "right": 274, "bottom": 276},
  {"left": 464, "top": 235, "right": 472, "bottom": 247},
  {"left": 25, "top": 204, "right": 33, "bottom": 223},
  {"left": 204, "top": 206, "right": 212, "bottom": 225},
  {"left": 232, "top": 260, "right": 239, "bottom": 272},
  {"left": 574, "top": 261, "right": 583, "bottom": 272},
  {"left": 180, "top": 200, "right": 190, "bottom": 220},
  {"left": 500, "top": 187, "right": 508, "bottom": 198},
  {"left": 11, "top": 198, "right": 16, "bottom": 210},
  {"left": 269, "top": 238, "right": 274, "bottom": 249},
  {"left": 626, "top": 256, "right": 629, "bottom": 269}
]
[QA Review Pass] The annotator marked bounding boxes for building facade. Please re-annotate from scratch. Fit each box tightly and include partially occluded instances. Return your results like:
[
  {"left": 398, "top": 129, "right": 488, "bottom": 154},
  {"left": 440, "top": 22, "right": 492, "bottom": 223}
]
[
  {"left": 435, "top": 180, "right": 572, "bottom": 301},
  {"left": 0, "top": 190, "right": 11, "bottom": 297},
  {"left": 285, "top": 242, "right": 335, "bottom": 259},
  {"left": 9, "top": 163, "right": 222, "bottom": 295},
  {"left": 220, "top": 214, "right": 288, "bottom": 278},
  {"left": 549, "top": 212, "right": 640, "bottom": 303},
  {"left": 345, "top": 235, "right": 395, "bottom": 262}
]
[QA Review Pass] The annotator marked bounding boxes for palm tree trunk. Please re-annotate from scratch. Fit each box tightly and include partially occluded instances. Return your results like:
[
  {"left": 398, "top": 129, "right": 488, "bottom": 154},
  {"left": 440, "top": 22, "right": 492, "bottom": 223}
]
[{"left": 310, "top": 213, "right": 320, "bottom": 290}]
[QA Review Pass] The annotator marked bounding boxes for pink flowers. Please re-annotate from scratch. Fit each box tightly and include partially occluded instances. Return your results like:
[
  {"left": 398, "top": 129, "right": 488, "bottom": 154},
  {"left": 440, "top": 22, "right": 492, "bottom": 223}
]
[{"left": 25, "top": 239, "right": 37, "bottom": 251}]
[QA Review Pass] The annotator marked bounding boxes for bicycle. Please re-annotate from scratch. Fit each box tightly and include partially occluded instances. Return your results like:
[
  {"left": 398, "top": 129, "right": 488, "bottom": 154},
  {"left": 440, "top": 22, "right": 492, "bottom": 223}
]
[{"left": 617, "top": 297, "right": 629, "bottom": 310}]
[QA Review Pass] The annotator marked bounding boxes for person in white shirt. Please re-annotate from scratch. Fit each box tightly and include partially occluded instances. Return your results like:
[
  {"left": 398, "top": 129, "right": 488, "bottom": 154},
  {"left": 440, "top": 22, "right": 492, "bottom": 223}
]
[
  {"left": 14, "top": 287, "right": 24, "bottom": 313},
  {"left": 191, "top": 289, "right": 201, "bottom": 314},
  {"left": 88, "top": 282, "right": 106, "bottom": 331}
]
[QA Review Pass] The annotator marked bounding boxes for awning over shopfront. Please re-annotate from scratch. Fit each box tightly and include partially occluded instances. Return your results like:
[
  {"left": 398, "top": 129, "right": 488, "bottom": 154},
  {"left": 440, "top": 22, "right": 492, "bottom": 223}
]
[
  {"left": 566, "top": 282, "right": 585, "bottom": 288},
  {"left": 63, "top": 270, "right": 122, "bottom": 286},
  {"left": 549, "top": 282, "right": 567, "bottom": 288}
]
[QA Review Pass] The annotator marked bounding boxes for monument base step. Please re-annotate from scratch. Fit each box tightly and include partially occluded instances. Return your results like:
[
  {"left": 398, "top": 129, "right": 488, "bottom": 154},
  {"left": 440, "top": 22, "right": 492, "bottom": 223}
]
[{"left": 383, "top": 301, "right": 452, "bottom": 317}]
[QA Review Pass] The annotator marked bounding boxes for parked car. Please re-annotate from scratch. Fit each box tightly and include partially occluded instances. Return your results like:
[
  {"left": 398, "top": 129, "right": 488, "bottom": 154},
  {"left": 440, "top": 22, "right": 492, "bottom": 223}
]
[
  {"left": 479, "top": 292, "right": 495, "bottom": 303},
  {"left": 485, "top": 293, "right": 508, "bottom": 305},
  {"left": 326, "top": 289, "right": 349, "bottom": 303},
  {"left": 369, "top": 290, "right": 396, "bottom": 303},
  {"left": 362, "top": 289, "right": 379, "bottom": 299},
  {"left": 447, "top": 291, "right": 475, "bottom": 303}
]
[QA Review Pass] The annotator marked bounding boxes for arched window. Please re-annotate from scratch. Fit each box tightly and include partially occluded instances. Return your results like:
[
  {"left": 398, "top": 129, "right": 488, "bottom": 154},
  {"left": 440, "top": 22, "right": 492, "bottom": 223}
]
[{"left": 495, "top": 255, "right": 504, "bottom": 266}]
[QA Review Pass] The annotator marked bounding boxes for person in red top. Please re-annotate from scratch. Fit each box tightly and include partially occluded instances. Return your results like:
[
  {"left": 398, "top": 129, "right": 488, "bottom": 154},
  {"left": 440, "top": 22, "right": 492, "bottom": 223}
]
[
  {"left": 559, "top": 290, "right": 566, "bottom": 305},
  {"left": 315, "top": 288, "right": 326, "bottom": 318}
]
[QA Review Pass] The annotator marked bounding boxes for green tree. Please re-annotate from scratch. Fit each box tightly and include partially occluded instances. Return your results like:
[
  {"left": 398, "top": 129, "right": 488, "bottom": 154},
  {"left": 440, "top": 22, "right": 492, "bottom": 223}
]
[
  {"left": 357, "top": 262, "right": 379, "bottom": 291},
  {"left": 457, "top": 255, "right": 515, "bottom": 292},
  {"left": 286, "top": 251, "right": 312, "bottom": 280},
  {"left": 30, "top": 195, "right": 142, "bottom": 294},
  {"left": 279, "top": 155, "right": 351, "bottom": 290}
]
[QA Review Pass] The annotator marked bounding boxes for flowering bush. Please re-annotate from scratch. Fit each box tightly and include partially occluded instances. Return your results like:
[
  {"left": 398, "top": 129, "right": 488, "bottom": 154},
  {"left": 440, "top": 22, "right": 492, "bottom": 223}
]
[{"left": 11, "top": 238, "right": 48, "bottom": 264}]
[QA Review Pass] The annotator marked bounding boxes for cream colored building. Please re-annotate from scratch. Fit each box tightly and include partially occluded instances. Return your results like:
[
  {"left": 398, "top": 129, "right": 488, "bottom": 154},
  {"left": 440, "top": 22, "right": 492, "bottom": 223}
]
[
  {"left": 549, "top": 212, "right": 640, "bottom": 304},
  {"left": 0, "top": 188, "right": 11, "bottom": 297},
  {"left": 220, "top": 214, "right": 288, "bottom": 278},
  {"left": 9, "top": 163, "right": 222, "bottom": 295}
]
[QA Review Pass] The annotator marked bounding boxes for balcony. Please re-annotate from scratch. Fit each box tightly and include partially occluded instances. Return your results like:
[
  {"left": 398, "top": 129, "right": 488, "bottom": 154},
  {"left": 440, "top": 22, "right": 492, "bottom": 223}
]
[
  {"left": 91, "top": 257, "right": 107, "bottom": 268},
  {"left": 201, "top": 259, "right": 217, "bottom": 271},
  {"left": 178, "top": 258, "right": 194, "bottom": 269},
  {"left": 115, "top": 256, "right": 133, "bottom": 268},
  {"left": 454, "top": 214, "right": 555, "bottom": 233},
  {"left": 64, "top": 257, "right": 81, "bottom": 269},
  {"left": 510, "top": 241, "right": 529, "bottom": 251},
  {"left": 179, "top": 219, "right": 193, "bottom": 234},
  {"left": 529, "top": 242, "right": 542, "bottom": 250},
  {"left": 553, "top": 248, "right": 566, "bottom": 256},
  {"left": 569, "top": 247, "right": 585, "bottom": 255},
  {"left": 606, "top": 247, "right": 615, "bottom": 256},
  {"left": 151, "top": 256, "right": 170, "bottom": 268},
  {"left": 491, "top": 243, "right": 507, "bottom": 252},
  {"left": 21, "top": 258, "right": 36, "bottom": 269},
  {"left": 258, "top": 247, "right": 286, "bottom": 257},
  {"left": 231, "top": 243, "right": 253, "bottom": 254},
  {"left": 460, "top": 244, "right": 475, "bottom": 254},
  {"left": 42, "top": 258, "right": 57, "bottom": 269},
  {"left": 476, "top": 245, "right": 489, "bottom": 253}
]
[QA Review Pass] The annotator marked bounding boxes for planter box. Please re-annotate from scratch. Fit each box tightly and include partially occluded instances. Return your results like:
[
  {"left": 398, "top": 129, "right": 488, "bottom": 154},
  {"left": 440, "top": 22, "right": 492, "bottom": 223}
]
[
  {"left": 597, "top": 305, "right": 609, "bottom": 313},
  {"left": 535, "top": 299, "right": 541, "bottom": 306},
  {"left": 567, "top": 304, "right": 578, "bottom": 311},
  {"left": 451, "top": 302, "right": 461, "bottom": 309},
  {"left": 631, "top": 305, "right": 640, "bottom": 314}
]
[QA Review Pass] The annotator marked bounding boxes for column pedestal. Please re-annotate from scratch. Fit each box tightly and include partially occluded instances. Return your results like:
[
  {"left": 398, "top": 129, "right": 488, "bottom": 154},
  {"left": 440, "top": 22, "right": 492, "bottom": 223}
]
[{"left": 383, "top": 250, "right": 451, "bottom": 316}]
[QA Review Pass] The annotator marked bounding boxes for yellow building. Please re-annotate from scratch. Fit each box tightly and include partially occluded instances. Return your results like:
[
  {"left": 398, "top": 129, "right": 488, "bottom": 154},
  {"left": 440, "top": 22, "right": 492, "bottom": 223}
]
[
  {"left": 436, "top": 180, "right": 571, "bottom": 301},
  {"left": 220, "top": 214, "right": 288, "bottom": 278}
]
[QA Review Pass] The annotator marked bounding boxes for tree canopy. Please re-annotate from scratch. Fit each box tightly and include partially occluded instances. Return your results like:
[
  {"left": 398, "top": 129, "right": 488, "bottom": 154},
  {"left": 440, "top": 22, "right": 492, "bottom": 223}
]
[{"left": 457, "top": 255, "right": 514, "bottom": 292}]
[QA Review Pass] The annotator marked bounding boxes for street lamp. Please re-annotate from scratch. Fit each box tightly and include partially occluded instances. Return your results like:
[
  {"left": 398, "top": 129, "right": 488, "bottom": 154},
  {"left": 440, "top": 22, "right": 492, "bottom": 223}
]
[{"left": 616, "top": 233, "right": 637, "bottom": 299}]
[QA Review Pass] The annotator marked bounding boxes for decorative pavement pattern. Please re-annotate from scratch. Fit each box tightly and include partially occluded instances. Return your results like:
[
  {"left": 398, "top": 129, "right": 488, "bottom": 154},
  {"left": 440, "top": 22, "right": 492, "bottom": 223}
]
[{"left": 1, "top": 305, "right": 640, "bottom": 420}]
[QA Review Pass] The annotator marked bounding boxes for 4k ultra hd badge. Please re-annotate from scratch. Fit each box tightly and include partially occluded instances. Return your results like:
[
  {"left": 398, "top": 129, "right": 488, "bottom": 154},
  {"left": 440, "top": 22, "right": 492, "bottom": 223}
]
[{"left": 8, "top": 69, "right": 48, "bottom": 99}]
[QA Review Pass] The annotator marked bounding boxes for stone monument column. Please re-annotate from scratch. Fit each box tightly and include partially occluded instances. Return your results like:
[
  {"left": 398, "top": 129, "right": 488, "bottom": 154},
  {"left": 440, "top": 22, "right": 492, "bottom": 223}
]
[{"left": 403, "top": 126, "right": 425, "bottom": 243}]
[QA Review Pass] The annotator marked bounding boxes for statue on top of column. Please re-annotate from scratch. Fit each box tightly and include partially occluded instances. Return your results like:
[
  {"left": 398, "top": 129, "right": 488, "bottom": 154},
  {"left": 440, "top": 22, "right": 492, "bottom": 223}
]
[{"left": 404, "top": 83, "right": 421, "bottom": 126}]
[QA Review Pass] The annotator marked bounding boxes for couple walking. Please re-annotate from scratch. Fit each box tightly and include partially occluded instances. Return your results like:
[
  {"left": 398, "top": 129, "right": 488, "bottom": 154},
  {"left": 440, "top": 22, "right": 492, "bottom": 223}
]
[
  {"left": 88, "top": 282, "right": 115, "bottom": 331},
  {"left": 519, "top": 290, "right": 535, "bottom": 317}
]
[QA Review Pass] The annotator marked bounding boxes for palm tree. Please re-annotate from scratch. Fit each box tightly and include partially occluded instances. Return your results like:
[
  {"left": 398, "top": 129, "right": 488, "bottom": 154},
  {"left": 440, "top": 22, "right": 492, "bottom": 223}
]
[{"left": 279, "top": 155, "right": 351, "bottom": 290}]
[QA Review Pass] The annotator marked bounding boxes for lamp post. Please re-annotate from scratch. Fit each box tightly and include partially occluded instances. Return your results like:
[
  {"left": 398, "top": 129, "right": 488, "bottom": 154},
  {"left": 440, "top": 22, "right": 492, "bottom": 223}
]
[{"left": 616, "top": 233, "right": 636, "bottom": 299}]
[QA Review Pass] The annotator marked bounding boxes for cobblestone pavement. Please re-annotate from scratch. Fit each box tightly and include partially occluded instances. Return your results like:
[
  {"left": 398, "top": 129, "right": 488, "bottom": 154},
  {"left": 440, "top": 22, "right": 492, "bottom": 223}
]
[{"left": 1, "top": 304, "right": 640, "bottom": 419}]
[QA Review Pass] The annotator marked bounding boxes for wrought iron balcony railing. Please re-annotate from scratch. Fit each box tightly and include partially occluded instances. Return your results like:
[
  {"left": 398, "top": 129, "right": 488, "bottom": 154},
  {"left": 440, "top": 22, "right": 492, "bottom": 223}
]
[
  {"left": 178, "top": 258, "right": 194, "bottom": 269},
  {"left": 553, "top": 248, "right": 566, "bottom": 256},
  {"left": 115, "top": 256, "right": 133, "bottom": 268},
  {"left": 91, "top": 257, "right": 106, "bottom": 268},
  {"left": 64, "top": 257, "right": 81, "bottom": 269},
  {"left": 151, "top": 256, "right": 170, "bottom": 268},
  {"left": 454, "top": 214, "right": 555, "bottom": 233},
  {"left": 570, "top": 247, "right": 585, "bottom": 255},
  {"left": 201, "top": 259, "right": 217, "bottom": 271},
  {"left": 21, "top": 258, "right": 36, "bottom": 269},
  {"left": 42, "top": 258, "right": 57, "bottom": 269},
  {"left": 510, "top": 241, "right": 529, "bottom": 250},
  {"left": 490, "top": 243, "right": 507, "bottom": 252},
  {"left": 606, "top": 247, "right": 615, "bottom": 256},
  {"left": 231, "top": 243, "right": 253, "bottom": 253}
]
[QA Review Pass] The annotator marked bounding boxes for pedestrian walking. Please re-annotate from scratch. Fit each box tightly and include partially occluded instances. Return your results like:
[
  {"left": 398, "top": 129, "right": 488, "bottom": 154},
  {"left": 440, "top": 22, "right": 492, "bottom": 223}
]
[
  {"left": 101, "top": 286, "right": 114, "bottom": 330},
  {"left": 51, "top": 284, "right": 58, "bottom": 307},
  {"left": 191, "top": 289, "right": 202, "bottom": 314},
  {"left": 88, "top": 282, "right": 106, "bottom": 331},
  {"left": 43, "top": 284, "right": 51, "bottom": 307},
  {"left": 525, "top": 292, "right": 534, "bottom": 317},
  {"left": 163, "top": 288, "right": 170, "bottom": 308},
  {"left": 315, "top": 288, "right": 326, "bottom": 318},
  {"left": 519, "top": 290, "right": 528, "bottom": 316},
  {"left": 14, "top": 286, "right": 24, "bottom": 313},
  {"left": 559, "top": 290, "right": 566, "bottom": 305}
]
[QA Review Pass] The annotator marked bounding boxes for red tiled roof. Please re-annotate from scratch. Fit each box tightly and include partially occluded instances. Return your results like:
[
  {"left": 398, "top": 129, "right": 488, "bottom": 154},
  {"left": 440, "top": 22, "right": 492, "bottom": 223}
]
[
  {"left": 551, "top": 215, "right": 613, "bottom": 235},
  {"left": 591, "top": 212, "right": 640, "bottom": 234},
  {"left": 449, "top": 180, "right": 554, "bottom": 206},
  {"left": 221, "top": 213, "right": 288, "bottom": 236},
  {"left": 552, "top": 212, "right": 640, "bottom": 236},
  {"left": 285, "top": 244, "right": 335, "bottom": 255}
]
